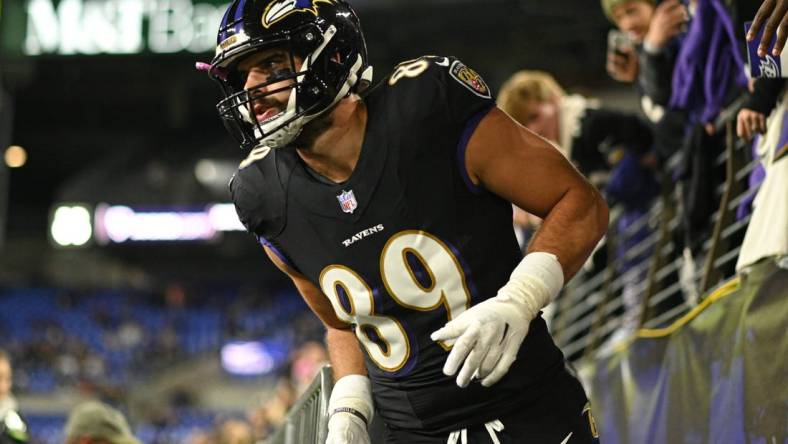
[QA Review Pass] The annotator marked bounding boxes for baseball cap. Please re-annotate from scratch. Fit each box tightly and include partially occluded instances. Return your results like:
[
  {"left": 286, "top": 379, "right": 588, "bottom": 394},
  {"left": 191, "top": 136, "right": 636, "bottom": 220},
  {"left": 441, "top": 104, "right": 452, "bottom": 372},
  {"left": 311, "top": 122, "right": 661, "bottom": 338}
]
[{"left": 64, "top": 401, "right": 141, "bottom": 444}]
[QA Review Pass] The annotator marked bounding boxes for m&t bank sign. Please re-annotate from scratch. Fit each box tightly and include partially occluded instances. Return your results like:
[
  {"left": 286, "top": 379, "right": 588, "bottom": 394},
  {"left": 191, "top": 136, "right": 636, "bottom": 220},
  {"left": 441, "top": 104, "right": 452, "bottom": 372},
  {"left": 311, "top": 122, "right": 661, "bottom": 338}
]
[{"left": 15, "top": 0, "right": 229, "bottom": 55}]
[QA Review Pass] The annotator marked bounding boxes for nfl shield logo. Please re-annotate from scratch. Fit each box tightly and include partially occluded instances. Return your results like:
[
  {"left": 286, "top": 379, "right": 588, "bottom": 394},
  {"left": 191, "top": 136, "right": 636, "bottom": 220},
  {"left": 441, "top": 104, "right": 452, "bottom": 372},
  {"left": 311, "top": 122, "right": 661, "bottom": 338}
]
[{"left": 337, "top": 190, "right": 357, "bottom": 214}]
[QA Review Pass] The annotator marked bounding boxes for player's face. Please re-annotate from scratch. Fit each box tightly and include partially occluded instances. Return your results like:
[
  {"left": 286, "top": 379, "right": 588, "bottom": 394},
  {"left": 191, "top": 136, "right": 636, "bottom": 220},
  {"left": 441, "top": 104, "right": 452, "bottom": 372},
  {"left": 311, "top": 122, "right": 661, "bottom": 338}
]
[
  {"left": 518, "top": 99, "right": 559, "bottom": 143},
  {"left": 0, "top": 358, "right": 11, "bottom": 400},
  {"left": 612, "top": 0, "right": 655, "bottom": 43},
  {"left": 236, "top": 48, "right": 303, "bottom": 124}
]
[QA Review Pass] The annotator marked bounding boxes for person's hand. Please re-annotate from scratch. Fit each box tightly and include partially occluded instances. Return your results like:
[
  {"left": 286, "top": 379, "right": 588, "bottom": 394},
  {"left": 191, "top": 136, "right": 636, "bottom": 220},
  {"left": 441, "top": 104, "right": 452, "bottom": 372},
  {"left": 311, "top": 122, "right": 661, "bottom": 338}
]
[
  {"left": 431, "top": 291, "right": 539, "bottom": 388},
  {"left": 432, "top": 252, "right": 563, "bottom": 389},
  {"left": 748, "top": 0, "right": 788, "bottom": 57},
  {"left": 606, "top": 46, "right": 639, "bottom": 83},
  {"left": 644, "top": 0, "right": 688, "bottom": 51},
  {"left": 326, "top": 375, "right": 373, "bottom": 444},
  {"left": 736, "top": 108, "right": 767, "bottom": 140},
  {"left": 326, "top": 412, "right": 370, "bottom": 444}
]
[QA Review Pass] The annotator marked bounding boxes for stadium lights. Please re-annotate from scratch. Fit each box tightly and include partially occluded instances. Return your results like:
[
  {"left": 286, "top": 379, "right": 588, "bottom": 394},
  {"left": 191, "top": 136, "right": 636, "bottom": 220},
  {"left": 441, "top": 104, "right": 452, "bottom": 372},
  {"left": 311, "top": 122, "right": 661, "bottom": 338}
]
[
  {"left": 50, "top": 204, "right": 92, "bottom": 247},
  {"left": 194, "top": 159, "right": 238, "bottom": 191},
  {"left": 93, "top": 203, "right": 244, "bottom": 244},
  {"left": 48, "top": 203, "right": 244, "bottom": 246},
  {"left": 194, "top": 159, "right": 219, "bottom": 184},
  {"left": 101, "top": 205, "right": 215, "bottom": 243},
  {"left": 208, "top": 203, "right": 245, "bottom": 232},
  {"left": 4, "top": 146, "right": 27, "bottom": 168},
  {"left": 220, "top": 341, "right": 276, "bottom": 376}
]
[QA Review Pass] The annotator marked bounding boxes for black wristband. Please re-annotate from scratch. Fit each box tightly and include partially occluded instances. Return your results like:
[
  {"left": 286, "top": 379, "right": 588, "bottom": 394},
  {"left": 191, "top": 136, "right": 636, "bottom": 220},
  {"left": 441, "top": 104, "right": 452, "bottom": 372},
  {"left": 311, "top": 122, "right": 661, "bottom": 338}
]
[{"left": 329, "top": 407, "right": 368, "bottom": 427}]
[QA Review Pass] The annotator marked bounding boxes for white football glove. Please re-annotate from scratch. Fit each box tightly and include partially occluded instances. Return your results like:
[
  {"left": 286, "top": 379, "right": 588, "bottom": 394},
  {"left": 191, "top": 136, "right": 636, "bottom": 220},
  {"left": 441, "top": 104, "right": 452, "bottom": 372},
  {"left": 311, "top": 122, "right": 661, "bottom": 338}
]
[
  {"left": 326, "top": 412, "right": 369, "bottom": 444},
  {"left": 431, "top": 252, "right": 564, "bottom": 388},
  {"left": 326, "top": 374, "right": 373, "bottom": 444}
]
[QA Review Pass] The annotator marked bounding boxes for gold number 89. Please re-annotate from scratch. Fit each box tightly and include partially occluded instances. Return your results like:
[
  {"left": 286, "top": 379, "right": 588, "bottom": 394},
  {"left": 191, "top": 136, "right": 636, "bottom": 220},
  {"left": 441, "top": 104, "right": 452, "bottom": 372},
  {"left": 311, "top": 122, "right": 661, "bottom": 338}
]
[{"left": 319, "top": 230, "right": 472, "bottom": 372}]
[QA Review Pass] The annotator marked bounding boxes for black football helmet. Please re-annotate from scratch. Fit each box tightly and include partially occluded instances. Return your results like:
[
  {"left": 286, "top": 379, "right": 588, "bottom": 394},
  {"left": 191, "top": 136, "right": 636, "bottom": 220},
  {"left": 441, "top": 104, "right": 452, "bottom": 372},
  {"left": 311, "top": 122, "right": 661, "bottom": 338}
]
[{"left": 200, "top": 0, "right": 373, "bottom": 150}]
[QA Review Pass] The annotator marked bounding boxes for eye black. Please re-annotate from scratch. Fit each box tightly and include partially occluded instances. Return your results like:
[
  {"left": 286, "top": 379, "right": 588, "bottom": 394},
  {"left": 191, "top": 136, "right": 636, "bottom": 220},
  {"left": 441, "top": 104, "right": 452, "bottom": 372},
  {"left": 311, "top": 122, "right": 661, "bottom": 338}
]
[{"left": 268, "top": 68, "right": 294, "bottom": 83}]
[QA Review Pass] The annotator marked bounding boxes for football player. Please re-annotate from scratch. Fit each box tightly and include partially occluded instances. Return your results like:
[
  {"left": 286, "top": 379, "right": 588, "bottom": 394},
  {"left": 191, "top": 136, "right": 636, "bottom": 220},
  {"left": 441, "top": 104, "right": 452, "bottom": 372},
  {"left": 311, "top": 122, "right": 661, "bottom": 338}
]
[{"left": 200, "top": 1, "right": 608, "bottom": 442}]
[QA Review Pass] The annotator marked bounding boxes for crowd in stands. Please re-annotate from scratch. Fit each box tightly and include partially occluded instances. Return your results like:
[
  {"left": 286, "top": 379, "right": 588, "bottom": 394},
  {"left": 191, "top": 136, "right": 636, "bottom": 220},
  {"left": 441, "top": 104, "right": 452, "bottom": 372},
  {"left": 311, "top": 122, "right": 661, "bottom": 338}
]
[
  {"left": 0, "top": 284, "right": 324, "bottom": 444},
  {"left": 504, "top": 0, "right": 787, "bottom": 350}
]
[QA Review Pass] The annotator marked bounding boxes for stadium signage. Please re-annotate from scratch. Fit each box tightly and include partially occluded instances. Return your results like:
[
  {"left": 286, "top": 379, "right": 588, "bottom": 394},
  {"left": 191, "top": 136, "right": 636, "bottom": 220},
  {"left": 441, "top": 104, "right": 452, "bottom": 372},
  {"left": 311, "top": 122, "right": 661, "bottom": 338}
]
[
  {"left": 49, "top": 203, "right": 244, "bottom": 248},
  {"left": 20, "top": 0, "right": 229, "bottom": 56},
  {"left": 94, "top": 203, "right": 244, "bottom": 244}
]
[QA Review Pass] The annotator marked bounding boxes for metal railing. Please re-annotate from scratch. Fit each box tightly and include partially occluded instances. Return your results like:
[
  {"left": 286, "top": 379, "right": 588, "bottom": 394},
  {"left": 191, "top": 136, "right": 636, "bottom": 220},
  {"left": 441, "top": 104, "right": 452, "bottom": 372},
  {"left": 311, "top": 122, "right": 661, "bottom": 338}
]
[
  {"left": 267, "top": 365, "right": 333, "bottom": 444},
  {"left": 553, "top": 99, "right": 756, "bottom": 361}
]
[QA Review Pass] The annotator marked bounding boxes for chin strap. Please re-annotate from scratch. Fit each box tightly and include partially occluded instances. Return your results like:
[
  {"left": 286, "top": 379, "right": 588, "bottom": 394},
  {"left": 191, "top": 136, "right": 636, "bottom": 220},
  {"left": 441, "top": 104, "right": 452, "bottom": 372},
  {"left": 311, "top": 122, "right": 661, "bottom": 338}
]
[{"left": 360, "top": 65, "right": 374, "bottom": 85}]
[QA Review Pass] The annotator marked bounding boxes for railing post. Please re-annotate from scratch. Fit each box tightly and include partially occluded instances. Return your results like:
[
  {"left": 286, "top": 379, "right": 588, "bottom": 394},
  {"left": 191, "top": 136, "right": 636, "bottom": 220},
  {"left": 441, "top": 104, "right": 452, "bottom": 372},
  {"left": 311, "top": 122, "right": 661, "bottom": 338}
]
[
  {"left": 583, "top": 224, "right": 619, "bottom": 359},
  {"left": 639, "top": 172, "right": 675, "bottom": 327},
  {"left": 700, "top": 121, "right": 741, "bottom": 293},
  {"left": 317, "top": 365, "right": 333, "bottom": 444},
  {"left": 284, "top": 420, "right": 296, "bottom": 444}
]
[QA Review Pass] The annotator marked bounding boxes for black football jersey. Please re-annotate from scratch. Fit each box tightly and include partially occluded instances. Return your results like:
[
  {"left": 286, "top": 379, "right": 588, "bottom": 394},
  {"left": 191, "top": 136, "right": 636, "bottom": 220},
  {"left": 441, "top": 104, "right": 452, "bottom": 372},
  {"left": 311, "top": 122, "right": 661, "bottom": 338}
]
[{"left": 231, "top": 56, "right": 567, "bottom": 433}]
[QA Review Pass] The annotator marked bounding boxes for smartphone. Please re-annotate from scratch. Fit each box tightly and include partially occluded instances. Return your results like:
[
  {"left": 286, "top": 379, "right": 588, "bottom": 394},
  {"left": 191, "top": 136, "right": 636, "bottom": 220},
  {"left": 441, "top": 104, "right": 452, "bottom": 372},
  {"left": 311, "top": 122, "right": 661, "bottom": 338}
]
[{"left": 607, "top": 29, "right": 633, "bottom": 58}]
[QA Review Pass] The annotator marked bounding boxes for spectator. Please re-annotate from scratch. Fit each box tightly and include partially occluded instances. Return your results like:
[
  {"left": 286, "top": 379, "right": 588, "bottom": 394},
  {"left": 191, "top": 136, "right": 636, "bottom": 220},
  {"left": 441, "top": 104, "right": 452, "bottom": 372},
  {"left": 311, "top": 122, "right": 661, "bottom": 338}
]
[
  {"left": 735, "top": 77, "right": 782, "bottom": 237},
  {"left": 215, "top": 419, "right": 254, "bottom": 444},
  {"left": 735, "top": 82, "right": 788, "bottom": 272},
  {"left": 186, "top": 430, "right": 213, "bottom": 444},
  {"left": 603, "top": 0, "right": 687, "bottom": 119},
  {"left": 669, "top": 0, "right": 747, "bottom": 126},
  {"left": 288, "top": 342, "right": 327, "bottom": 395},
  {"left": 0, "top": 350, "right": 28, "bottom": 444},
  {"left": 246, "top": 405, "right": 272, "bottom": 442},
  {"left": 603, "top": 0, "right": 689, "bottom": 162},
  {"left": 64, "top": 401, "right": 141, "bottom": 444},
  {"left": 0, "top": 351, "right": 16, "bottom": 421},
  {"left": 667, "top": 0, "right": 750, "bottom": 263},
  {"left": 262, "top": 377, "right": 295, "bottom": 429},
  {"left": 737, "top": 79, "right": 786, "bottom": 141},
  {"left": 497, "top": 70, "right": 654, "bottom": 179}
]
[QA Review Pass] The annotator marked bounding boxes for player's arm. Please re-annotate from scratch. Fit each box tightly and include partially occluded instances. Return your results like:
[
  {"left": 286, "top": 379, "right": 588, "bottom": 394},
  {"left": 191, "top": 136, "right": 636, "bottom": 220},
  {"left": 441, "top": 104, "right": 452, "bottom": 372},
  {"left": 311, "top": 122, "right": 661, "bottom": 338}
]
[
  {"left": 432, "top": 107, "right": 608, "bottom": 388},
  {"left": 262, "top": 246, "right": 373, "bottom": 443},
  {"left": 263, "top": 246, "right": 365, "bottom": 377},
  {"left": 466, "top": 107, "right": 609, "bottom": 279}
]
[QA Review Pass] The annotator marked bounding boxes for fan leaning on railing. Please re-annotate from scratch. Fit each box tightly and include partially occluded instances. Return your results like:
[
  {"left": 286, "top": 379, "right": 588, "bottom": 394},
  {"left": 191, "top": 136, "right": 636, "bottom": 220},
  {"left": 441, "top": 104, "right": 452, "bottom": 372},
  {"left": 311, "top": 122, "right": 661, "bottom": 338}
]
[{"left": 553, "top": 96, "right": 761, "bottom": 360}]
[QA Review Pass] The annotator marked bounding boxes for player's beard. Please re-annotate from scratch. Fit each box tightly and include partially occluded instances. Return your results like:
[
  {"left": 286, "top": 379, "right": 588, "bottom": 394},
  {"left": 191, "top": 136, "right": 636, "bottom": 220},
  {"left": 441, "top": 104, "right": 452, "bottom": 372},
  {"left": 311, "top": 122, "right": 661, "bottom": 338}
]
[{"left": 291, "top": 108, "right": 334, "bottom": 151}]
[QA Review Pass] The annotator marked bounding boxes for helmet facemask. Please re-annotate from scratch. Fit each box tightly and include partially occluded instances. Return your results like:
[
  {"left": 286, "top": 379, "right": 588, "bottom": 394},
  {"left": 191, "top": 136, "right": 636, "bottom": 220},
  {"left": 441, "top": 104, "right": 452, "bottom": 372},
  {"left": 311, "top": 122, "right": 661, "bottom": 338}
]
[{"left": 218, "top": 26, "right": 323, "bottom": 150}]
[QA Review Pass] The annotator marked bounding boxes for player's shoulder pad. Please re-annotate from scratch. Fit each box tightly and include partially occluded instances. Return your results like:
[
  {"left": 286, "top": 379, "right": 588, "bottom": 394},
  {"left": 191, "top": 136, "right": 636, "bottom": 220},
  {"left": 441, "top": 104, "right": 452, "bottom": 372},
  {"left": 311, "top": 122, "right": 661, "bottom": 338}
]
[
  {"left": 228, "top": 146, "right": 287, "bottom": 238},
  {"left": 384, "top": 55, "right": 492, "bottom": 100}
]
